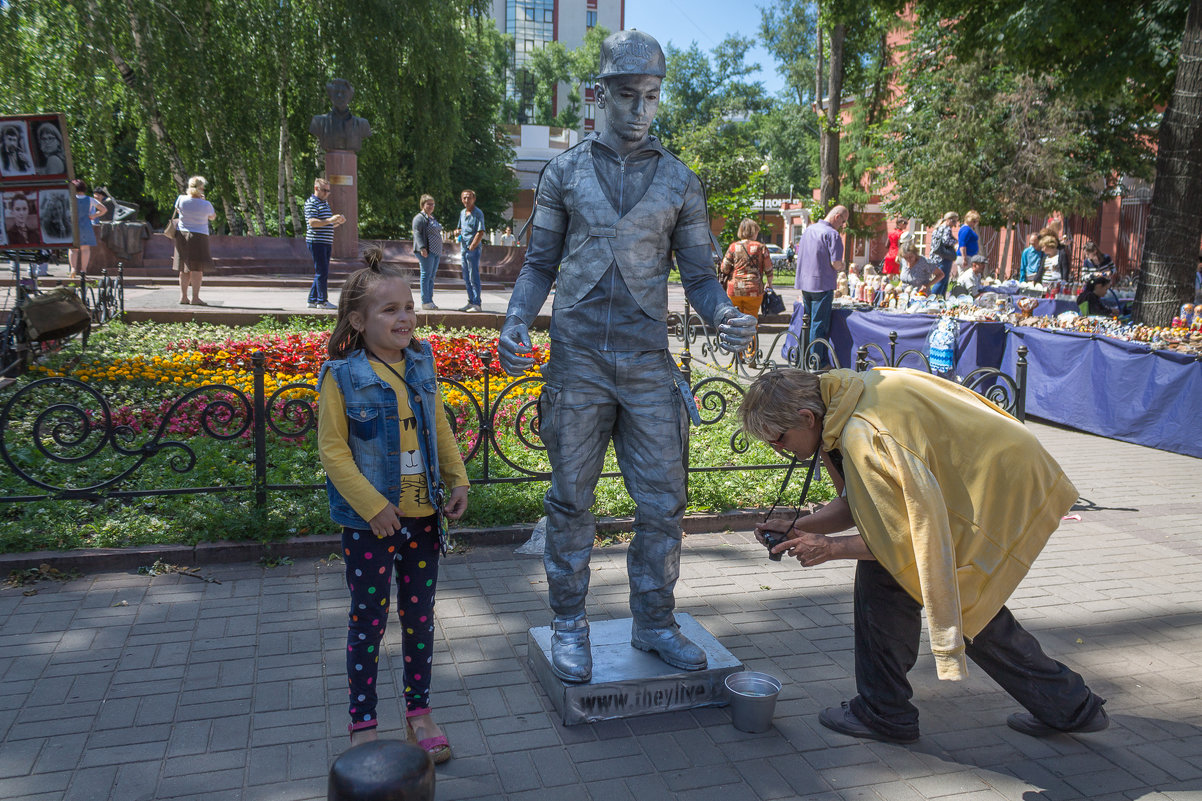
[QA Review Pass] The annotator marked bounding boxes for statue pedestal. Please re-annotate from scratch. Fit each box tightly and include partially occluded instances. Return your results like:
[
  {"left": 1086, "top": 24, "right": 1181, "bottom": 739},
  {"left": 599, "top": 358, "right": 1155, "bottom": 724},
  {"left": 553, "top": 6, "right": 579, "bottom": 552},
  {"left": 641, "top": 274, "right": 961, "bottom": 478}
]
[
  {"left": 528, "top": 613, "right": 742, "bottom": 725},
  {"left": 324, "top": 150, "right": 358, "bottom": 260}
]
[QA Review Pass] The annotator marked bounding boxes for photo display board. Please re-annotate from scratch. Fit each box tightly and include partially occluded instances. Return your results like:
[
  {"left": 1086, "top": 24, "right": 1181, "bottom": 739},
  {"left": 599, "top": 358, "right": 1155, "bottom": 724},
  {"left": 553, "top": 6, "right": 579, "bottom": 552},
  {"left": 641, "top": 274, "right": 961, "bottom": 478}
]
[{"left": 0, "top": 113, "right": 76, "bottom": 249}]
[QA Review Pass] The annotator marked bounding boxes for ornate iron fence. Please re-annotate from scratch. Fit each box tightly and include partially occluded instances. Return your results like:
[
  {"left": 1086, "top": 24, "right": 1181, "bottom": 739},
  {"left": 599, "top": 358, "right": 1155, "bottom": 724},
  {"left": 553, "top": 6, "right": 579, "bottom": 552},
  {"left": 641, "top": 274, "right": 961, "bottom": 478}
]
[
  {"left": 0, "top": 351, "right": 786, "bottom": 506},
  {"left": 0, "top": 300, "right": 1027, "bottom": 507},
  {"left": 669, "top": 300, "right": 1027, "bottom": 420}
]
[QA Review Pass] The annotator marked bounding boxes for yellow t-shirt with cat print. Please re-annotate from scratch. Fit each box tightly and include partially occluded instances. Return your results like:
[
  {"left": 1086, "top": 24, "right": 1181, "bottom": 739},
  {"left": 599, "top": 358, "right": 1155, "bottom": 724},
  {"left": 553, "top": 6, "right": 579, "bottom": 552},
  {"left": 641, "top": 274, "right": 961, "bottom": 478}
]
[{"left": 318, "top": 359, "right": 468, "bottom": 523}]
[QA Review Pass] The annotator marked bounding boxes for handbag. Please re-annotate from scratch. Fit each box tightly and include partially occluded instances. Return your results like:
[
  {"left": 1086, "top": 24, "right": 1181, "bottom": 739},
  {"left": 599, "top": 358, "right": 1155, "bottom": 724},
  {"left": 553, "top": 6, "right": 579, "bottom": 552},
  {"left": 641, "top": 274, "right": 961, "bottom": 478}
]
[
  {"left": 761, "top": 287, "right": 785, "bottom": 316},
  {"left": 162, "top": 206, "right": 181, "bottom": 239},
  {"left": 20, "top": 287, "right": 92, "bottom": 343}
]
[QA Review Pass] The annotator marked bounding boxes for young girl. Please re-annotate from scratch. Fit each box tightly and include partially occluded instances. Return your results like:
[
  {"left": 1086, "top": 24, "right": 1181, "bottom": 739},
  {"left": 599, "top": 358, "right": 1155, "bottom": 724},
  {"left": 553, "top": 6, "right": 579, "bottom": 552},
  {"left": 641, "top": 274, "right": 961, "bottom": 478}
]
[{"left": 317, "top": 245, "right": 469, "bottom": 760}]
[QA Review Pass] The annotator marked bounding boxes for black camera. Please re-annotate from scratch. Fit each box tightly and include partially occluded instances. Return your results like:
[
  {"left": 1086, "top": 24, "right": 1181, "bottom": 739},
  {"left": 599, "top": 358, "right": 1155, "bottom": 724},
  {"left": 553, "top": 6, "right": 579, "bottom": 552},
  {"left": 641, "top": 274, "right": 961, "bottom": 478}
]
[{"left": 762, "top": 529, "right": 787, "bottom": 562}]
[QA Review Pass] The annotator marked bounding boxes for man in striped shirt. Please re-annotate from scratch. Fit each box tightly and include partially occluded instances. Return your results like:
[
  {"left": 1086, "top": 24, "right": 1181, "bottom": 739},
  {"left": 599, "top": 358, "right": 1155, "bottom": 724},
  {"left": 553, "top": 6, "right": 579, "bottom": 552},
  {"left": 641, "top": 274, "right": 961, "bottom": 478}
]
[{"left": 305, "top": 178, "right": 344, "bottom": 309}]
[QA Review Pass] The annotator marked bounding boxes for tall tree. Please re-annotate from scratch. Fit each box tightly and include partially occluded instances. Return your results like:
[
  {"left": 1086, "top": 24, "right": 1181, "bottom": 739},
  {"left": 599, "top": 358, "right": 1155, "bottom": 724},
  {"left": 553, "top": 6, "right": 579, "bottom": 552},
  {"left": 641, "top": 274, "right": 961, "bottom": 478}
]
[
  {"left": 882, "top": 20, "right": 1157, "bottom": 226},
  {"left": 655, "top": 36, "right": 769, "bottom": 152},
  {"left": 914, "top": 0, "right": 1196, "bottom": 324},
  {"left": 1134, "top": 0, "right": 1202, "bottom": 323},
  {"left": 0, "top": 0, "right": 512, "bottom": 239},
  {"left": 656, "top": 36, "right": 770, "bottom": 243},
  {"left": 760, "top": 0, "right": 892, "bottom": 213}
]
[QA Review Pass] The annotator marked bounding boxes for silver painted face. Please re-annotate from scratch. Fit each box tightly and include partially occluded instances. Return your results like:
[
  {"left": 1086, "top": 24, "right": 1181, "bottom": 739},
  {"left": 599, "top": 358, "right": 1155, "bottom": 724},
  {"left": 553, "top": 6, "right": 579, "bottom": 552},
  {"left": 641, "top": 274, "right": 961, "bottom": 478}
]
[{"left": 599, "top": 75, "right": 661, "bottom": 144}]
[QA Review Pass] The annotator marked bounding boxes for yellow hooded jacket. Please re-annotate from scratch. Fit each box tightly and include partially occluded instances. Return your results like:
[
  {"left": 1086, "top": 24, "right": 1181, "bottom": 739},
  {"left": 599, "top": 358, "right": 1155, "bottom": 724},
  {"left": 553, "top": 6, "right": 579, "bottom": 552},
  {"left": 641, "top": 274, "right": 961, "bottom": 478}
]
[{"left": 818, "top": 368, "right": 1078, "bottom": 681}]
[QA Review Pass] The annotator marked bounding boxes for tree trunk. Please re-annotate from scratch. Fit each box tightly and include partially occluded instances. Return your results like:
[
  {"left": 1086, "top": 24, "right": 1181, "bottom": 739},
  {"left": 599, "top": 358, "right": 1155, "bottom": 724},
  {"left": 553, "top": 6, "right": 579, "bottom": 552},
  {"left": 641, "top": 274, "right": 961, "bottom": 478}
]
[
  {"left": 85, "top": 0, "right": 187, "bottom": 189},
  {"left": 1135, "top": 0, "right": 1202, "bottom": 326},
  {"left": 816, "top": 24, "right": 825, "bottom": 187},
  {"left": 278, "top": 134, "right": 287, "bottom": 236},
  {"left": 819, "top": 23, "right": 845, "bottom": 209},
  {"left": 284, "top": 144, "right": 302, "bottom": 236},
  {"left": 221, "top": 196, "right": 241, "bottom": 236},
  {"left": 276, "top": 0, "right": 292, "bottom": 237},
  {"left": 233, "top": 165, "right": 261, "bottom": 235},
  {"left": 864, "top": 33, "right": 889, "bottom": 129},
  {"left": 255, "top": 162, "right": 268, "bottom": 235}
]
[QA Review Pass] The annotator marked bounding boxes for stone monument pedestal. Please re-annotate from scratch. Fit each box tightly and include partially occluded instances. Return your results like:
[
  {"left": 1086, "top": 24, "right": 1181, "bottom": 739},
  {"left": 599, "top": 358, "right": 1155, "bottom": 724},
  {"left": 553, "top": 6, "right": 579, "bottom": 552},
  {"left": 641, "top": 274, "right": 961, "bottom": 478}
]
[
  {"left": 324, "top": 150, "right": 358, "bottom": 260},
  {"left": 528, "top": 613, "right": 742, "bottom": 725}
]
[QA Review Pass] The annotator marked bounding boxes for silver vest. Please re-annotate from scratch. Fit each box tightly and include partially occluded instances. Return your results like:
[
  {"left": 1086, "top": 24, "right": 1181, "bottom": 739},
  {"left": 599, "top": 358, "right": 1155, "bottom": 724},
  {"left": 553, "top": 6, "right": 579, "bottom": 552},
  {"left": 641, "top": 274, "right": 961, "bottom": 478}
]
[{"left": 553, "top": 143, "right": 692, "bottom": 322}]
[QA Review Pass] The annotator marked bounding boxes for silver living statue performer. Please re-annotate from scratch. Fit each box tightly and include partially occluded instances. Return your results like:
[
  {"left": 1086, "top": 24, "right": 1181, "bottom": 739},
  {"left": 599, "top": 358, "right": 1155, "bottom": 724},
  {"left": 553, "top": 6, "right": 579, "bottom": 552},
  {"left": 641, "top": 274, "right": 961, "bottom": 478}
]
[{"left": 499, "top": 29, "right": 757, "bottom": 683}]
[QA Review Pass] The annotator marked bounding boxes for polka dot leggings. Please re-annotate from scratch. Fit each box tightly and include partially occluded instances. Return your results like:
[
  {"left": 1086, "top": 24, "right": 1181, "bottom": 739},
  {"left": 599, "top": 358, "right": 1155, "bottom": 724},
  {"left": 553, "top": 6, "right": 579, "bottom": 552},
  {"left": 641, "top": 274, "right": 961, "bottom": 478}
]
[{"left": 342, "top": 515, "right": 440, "bottom": 732}]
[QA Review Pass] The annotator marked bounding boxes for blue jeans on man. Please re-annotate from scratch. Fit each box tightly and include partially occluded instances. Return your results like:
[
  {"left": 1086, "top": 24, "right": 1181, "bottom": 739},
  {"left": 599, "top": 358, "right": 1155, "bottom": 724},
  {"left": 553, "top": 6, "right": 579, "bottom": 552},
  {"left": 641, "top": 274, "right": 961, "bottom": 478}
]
[
  {"left": 307, "top": 241, "right": 331, "bottom": 305},
  {"left": 802, "top": 290, "right": 833, "bottom": 367},
  {"left": 460, "top": 243, "right": 482, "bottom": 307},
  {"left": 416, "top": 252, "right": 439, "bottom": 305}
]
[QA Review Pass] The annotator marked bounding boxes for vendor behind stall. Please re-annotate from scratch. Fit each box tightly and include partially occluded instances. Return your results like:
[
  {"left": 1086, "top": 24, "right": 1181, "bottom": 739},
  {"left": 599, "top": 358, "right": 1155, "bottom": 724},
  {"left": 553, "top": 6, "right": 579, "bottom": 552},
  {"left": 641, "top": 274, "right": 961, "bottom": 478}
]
[{"left": 1077, "top": 275, "right": 1118, "bottom": 317}]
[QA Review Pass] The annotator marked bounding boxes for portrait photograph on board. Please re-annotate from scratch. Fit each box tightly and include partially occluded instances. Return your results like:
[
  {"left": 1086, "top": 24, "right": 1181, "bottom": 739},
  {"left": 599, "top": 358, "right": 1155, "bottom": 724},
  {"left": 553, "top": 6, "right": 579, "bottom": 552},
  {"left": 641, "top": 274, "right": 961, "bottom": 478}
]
[
  {"left": 3, "top": 189, "right": 42, "bottom": 247},
  {"left": 38, "top": 187, "right": 75, "bottom": 244},
  {"left": 0, "top": 121, "right": 36, "bottom": 178}
]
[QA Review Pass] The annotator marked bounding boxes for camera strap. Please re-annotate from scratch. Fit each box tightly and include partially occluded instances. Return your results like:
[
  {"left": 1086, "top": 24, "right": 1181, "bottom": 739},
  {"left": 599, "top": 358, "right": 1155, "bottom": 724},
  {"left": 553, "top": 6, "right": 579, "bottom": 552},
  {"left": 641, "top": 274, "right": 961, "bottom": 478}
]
[{"left": 762, "top": 453, "right": 820, "bottom": 530}]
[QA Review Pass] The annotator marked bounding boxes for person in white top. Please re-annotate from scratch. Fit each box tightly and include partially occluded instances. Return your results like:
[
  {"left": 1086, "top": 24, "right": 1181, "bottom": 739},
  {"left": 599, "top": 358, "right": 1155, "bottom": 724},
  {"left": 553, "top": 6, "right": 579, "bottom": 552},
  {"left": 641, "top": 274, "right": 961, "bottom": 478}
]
[
  {"left": 172, "top": 175, "right": 217, "bottom": 305},
  {"left": 499, "top": 226, "right": 517, "bottom": 247}
]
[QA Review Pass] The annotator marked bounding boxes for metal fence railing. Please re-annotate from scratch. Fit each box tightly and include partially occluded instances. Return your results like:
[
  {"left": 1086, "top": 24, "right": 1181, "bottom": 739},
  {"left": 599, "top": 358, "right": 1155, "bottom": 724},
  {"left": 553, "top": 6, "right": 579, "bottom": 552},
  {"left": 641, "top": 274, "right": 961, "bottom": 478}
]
[{"left": 0, "top": 300, "right": 1026, "bottom": 508}]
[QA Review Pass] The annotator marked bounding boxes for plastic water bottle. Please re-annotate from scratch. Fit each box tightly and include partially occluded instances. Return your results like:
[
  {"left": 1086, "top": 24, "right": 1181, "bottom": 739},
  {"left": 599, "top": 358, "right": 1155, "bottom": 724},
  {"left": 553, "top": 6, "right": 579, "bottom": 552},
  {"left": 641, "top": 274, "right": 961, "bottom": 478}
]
[{"left": 927, "top": 317, "right": 957, "bottom": 374}]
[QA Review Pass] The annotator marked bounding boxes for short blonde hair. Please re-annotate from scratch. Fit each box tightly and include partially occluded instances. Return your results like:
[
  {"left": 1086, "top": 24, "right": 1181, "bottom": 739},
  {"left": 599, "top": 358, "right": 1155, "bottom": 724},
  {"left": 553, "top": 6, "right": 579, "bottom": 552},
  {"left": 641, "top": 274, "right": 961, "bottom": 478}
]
[
  {"left": 419, "top": 194, "right": 435, "bottom": 206},
  {"left": 314, "top": 178, "right": 330, "bottom": 191},
  {"left": 186, "top": 175, "right": 207, "bottom": 198},
  {"left": 942, "top": 211, "right": 959, "bottom": 223},
  {"left": 737, "top": 218, "right": 760, "bottom": 241},
  {"left": 1038, "top": 234, "right": 1060, "bottom": 250},
  {"left": 739, "top": 369, "right": 825, "bottom": 444},
  {"left": 964, "top": 210, "right": 980, "bottom": 226}
]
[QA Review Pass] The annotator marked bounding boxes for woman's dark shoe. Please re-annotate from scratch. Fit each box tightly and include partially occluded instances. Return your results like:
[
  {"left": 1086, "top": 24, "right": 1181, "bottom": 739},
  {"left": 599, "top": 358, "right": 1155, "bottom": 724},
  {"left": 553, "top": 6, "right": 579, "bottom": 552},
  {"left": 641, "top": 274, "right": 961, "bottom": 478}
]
[
  {"left": 1007, "top": 707, "right": 1110, "bottom": 737},
  {"left": 818, "top": 701, "right": 919, "bottom": 744}
]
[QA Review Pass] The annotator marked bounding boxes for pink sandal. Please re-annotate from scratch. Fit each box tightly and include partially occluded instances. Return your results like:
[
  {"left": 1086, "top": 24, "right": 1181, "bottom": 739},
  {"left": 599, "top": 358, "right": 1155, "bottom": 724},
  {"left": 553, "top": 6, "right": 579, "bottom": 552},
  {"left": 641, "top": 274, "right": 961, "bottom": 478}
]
[{"left": 406, "top": 710, "right": 452, "bottom": 764}]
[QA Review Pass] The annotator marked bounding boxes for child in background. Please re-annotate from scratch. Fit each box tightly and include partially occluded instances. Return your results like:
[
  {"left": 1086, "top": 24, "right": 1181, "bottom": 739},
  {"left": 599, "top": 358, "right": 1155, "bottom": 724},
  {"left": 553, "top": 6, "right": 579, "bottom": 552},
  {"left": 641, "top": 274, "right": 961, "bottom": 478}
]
[{"left": 317, "top": 245, "right": 469, "bottom": 761}]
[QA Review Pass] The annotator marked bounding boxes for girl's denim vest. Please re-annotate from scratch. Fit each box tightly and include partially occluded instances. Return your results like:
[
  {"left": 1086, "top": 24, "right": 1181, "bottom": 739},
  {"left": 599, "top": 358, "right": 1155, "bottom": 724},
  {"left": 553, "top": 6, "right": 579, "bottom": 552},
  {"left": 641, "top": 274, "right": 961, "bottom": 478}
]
[{"left": 318, "top": 345, "right": 446, "bottom": 548}]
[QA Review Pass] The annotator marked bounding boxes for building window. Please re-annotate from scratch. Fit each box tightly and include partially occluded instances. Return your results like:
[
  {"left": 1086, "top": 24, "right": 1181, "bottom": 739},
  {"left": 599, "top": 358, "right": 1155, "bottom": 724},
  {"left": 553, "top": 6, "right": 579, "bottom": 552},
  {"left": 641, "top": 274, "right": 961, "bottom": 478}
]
[
  {"left": 584, "top": 87, "right": 595, "bottom": 101},
  {"left": 586, "top": 10, "right": 597, "bottom": 27},
  {"left": 587, "top": 0, "right": 597, "bottom": 7},
  {"left": 584, "top": 118, "right": 595, "bottom": 131},
  {"left": 506, "top": 0, "right": 556, "bottom": 113},
  {"left": 585, "top": 102, "right": 595, "bottom": 121}
]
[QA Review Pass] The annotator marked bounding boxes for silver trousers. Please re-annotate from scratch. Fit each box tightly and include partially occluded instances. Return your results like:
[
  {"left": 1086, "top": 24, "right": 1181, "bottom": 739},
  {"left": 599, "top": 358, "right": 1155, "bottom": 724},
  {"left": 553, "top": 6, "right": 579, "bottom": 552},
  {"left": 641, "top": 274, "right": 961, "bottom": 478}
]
[{"left": 538, "top": 341, "right": 690, "bottom": 629}]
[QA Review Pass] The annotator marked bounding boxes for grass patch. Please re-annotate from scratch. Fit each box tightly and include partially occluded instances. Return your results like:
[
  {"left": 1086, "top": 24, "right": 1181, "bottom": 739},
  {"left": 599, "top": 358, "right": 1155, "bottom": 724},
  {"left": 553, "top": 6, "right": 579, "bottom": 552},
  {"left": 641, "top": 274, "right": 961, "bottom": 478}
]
[{"left": 0, "top": 319, "right": 831, "bottom": 553}]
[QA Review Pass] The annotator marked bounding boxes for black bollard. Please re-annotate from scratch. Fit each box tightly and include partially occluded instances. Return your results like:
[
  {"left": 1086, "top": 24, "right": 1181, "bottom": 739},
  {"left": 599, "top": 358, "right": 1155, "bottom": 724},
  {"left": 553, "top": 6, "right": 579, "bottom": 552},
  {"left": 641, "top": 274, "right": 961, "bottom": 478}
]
[{"left": 328, "top": 739, "right": 434, "bottom": 801}]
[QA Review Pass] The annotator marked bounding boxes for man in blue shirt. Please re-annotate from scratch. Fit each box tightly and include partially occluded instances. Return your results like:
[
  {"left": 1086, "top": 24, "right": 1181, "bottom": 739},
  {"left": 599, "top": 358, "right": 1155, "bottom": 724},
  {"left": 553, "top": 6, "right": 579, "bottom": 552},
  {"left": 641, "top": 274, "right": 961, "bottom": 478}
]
[
  {"left": 795, "top": 205, "right": 848, "bottom": 367},
  {"left": 498, "top": 30, "right": 755, "bottom": 684},
  {"left": 456, "top": 190, "right": 486, "bottom": 312},
  {"left": 1019, "top": 233, "right": 1042, "bottom": 283}
]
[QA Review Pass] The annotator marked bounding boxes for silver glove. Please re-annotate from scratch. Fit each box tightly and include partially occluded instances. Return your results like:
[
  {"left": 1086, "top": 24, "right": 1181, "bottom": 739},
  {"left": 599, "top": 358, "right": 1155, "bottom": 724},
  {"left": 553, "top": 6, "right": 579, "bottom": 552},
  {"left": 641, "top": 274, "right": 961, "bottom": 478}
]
[
  {"left": 716, "top": 308, "right": 757, "bottom": 353},
  {"left": 499, "top": 317, "right": 535, "bottom": 376}
]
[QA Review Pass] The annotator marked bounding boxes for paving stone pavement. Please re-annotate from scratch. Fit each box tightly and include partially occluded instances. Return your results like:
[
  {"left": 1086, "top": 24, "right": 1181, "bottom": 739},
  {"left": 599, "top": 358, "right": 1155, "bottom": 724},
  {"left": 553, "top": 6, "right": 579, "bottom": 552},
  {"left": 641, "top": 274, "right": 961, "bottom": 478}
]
[{"left": 1, "top": 421, "right": 1200, "bottom": 801}]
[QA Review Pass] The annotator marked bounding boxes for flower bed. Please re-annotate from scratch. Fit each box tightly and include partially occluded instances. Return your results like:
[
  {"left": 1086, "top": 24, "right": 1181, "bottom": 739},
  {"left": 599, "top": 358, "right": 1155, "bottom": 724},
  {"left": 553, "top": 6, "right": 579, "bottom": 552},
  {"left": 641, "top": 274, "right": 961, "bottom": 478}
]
[{"left": 0, "top": 319, "right": 827, "bottom": 553}]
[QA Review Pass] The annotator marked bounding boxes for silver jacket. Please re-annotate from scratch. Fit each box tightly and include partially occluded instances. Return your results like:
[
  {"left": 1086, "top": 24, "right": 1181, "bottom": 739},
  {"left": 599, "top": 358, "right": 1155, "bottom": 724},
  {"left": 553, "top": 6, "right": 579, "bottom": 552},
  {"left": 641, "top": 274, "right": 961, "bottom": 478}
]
[{"left": 507, "top": 136, "right": 732, "bottom": 348}]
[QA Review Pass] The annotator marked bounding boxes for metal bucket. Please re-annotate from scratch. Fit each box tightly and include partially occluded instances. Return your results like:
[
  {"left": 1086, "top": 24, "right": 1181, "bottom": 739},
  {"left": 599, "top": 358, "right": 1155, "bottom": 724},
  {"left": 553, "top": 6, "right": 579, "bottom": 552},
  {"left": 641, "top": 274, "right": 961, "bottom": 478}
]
[{"left": 724, "top": 671, "right": 782, "bottom": 733}]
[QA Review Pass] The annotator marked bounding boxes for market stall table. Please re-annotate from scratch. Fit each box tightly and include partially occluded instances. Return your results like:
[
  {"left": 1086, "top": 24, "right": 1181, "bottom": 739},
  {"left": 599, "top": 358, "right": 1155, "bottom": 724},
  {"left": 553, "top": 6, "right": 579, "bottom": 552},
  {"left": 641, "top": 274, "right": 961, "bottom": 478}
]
[
  {"left": 1002, "top": 325, "right": 1202, "bottom": 458},
  {"left": 784, "top": 303, "right": 1007, "bottom": 376}
]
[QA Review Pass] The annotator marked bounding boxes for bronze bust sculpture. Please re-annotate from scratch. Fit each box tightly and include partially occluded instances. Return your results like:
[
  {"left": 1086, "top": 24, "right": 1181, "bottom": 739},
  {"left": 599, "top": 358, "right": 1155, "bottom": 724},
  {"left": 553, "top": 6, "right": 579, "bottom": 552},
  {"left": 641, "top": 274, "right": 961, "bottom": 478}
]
[{"left": 309, "top": 79, "right": 372, "bottom": 153}]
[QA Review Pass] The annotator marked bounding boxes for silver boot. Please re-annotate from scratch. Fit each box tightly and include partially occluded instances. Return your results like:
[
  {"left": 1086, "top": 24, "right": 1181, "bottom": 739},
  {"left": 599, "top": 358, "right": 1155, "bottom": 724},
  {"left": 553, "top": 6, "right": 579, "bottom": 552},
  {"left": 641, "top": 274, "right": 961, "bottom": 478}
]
[
  {"left": 551, "top": 613, "right": 592, "bottom": 683},
  {"left": 631, "top": 621, "right": 707, "bottom": 671}
]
